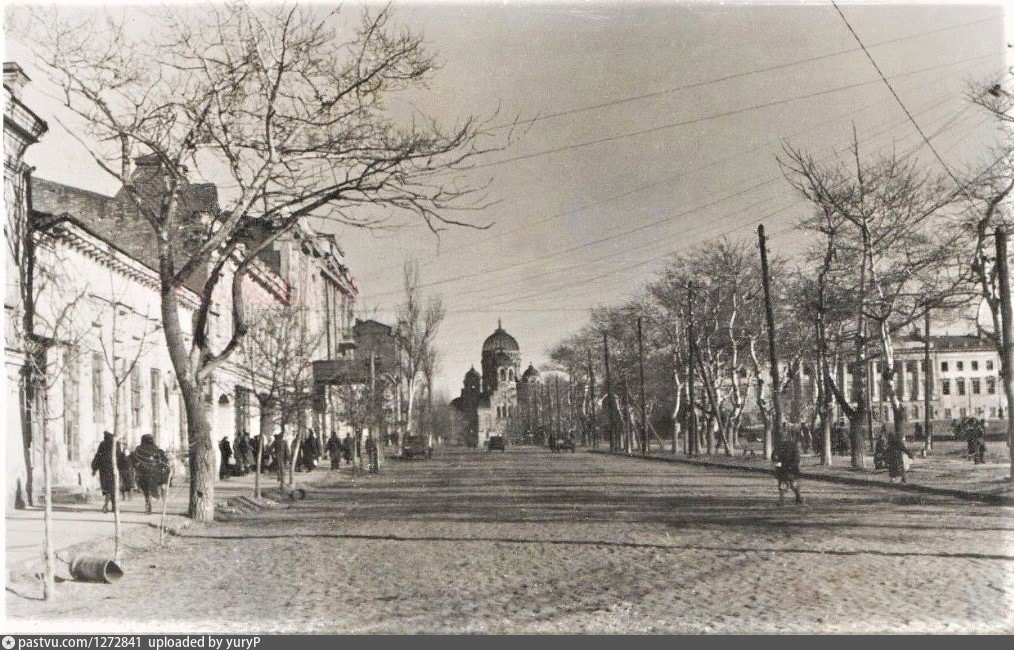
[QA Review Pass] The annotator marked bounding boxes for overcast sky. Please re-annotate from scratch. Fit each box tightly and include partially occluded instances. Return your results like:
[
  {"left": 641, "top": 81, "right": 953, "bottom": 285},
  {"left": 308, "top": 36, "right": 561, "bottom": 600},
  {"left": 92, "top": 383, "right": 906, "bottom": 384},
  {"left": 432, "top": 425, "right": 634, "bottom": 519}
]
[{"left": 6, "top": 1, "right": 1009, "bottom": 396}]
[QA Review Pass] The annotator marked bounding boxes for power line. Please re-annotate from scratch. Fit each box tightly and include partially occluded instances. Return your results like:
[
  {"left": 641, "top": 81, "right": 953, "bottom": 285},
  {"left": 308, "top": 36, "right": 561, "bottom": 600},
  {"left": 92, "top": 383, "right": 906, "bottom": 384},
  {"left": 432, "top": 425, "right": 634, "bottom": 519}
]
[
  {"left": 830, "top": 0, "right": 982, "bottom": 209},
  {"left": 472, "top": 50, "right": 1001, "bottom": 171},
  {"left": 360, "top": 82, "right": 978, "bottom": 305},
  {"left": 360, "top": 71, "right": 980, "bottom": 300},
  {"left": 470, "top": 108, "right": 992, "bottom": 311},
  {"left": 398, "top": 68, "right": 956, "bottom": 277},
  {"left": 488, "top": 14, "right": 998, "bottom": 132}
]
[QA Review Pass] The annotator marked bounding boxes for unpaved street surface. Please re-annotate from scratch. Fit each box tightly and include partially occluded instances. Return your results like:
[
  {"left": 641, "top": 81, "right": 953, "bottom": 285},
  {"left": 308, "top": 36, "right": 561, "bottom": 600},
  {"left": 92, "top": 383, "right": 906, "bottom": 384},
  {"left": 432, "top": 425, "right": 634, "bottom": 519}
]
[{"left": 7, "top": 448, "right": 1014, "bottom": 633}]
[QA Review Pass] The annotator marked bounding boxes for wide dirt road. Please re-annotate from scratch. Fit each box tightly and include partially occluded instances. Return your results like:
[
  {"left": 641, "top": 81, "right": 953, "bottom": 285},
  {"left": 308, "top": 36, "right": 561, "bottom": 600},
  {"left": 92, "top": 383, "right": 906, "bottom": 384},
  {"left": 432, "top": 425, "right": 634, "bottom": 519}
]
[{"left": 8, "top": 447, "right": 1014, "bottom": 633}]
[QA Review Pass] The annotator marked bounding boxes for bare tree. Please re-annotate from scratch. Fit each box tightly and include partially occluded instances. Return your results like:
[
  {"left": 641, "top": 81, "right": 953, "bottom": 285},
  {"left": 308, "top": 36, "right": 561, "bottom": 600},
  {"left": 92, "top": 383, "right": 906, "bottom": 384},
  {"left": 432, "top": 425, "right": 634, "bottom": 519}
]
[
  {"left": 19, "top": 3, "right": 509, "bottom": 520},
  {"left": 782, "top": 133, "right": 966, "bottom": 466},
  {"left": 239, "top": 304, "right": 324, "bottom": 494},
  {"left": 95, "top": 297, "right": 159, "bottom": 563},
  {"left": 395, "top": 261, "right": 445, "bottom": 449}
]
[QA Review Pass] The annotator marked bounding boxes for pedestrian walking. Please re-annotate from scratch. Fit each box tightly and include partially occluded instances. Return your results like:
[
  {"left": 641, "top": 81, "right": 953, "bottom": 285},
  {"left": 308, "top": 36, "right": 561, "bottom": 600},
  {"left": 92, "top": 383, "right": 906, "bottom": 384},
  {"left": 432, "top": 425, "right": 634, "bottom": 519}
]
[
  {"left": 327, "top": 432, "right": 341, "bottom": 469},
  {"left": 342, "top": 433, "right": 353, "bottom": 466},
  {"left": 873, "top": 431, "right": 888, "bottom": 470},
  {"left": 301, "top": 434, "right": 317, "bottom": 471},
  {"left": 219, "top": 436, "right": 233, "bottom": 480},
  {"left": 236, "top": 432, "right": 250, "bottom": 475},
  {"left": 273, "top": 433, "right": 289, "bottom": 484},
  {"left": 132, "top": 434, "right": 170, "bottom": 514},
  {"left": 91, "top": 431, "right": 118, "bottom": 514},
  {"left": 771, "top": 435, "right": 803, "bottom": 505},
  {"left": 118, "top": 446, "right": 136, "bottom": 501},
  {"left": 885, "top": 435, "right": 914, "bottom": 483},
  {"left": 366, "top": 434, "right": 379, "bottom": 474}
]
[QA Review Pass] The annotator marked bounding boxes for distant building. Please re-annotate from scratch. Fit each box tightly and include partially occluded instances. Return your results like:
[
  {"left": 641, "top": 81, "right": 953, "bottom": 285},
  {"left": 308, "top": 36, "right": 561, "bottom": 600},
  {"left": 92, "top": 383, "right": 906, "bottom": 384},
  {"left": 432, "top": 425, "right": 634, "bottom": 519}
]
[
  {"left": 451, "top": 322, "right": 538, "bottom": 446},
  {"left": 754, "top": 332, "right": 1009, "bottom": 432}
]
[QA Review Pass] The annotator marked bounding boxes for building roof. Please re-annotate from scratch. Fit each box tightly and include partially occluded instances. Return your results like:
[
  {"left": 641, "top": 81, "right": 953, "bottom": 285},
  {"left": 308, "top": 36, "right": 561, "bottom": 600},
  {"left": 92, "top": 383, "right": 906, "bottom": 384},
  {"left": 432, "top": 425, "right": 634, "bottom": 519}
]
[
  {"left": 465, "top": 366, "right": 480, "bottom": 379},
  {"left": 896, "top": 333, "right": 995, "bottom": 353},
  {"left": 482, "top": 321, "right": 519, "bottom": 353},
  {"left": 521, "top": 363, "right": 540, "bottom": 381}
]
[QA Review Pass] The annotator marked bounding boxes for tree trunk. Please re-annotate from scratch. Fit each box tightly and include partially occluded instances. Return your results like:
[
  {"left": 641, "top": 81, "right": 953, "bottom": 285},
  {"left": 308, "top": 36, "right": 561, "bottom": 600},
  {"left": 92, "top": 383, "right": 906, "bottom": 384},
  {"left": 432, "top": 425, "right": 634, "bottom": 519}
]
[
  {"left": 996, "top": 229, "right": 1014, "bottom": 482},
  {"left": 180, "top": 380, "right": 214, "bottom": 521},
  {"left": 40, "top": 392, "right": 55, "bottom": 600}
]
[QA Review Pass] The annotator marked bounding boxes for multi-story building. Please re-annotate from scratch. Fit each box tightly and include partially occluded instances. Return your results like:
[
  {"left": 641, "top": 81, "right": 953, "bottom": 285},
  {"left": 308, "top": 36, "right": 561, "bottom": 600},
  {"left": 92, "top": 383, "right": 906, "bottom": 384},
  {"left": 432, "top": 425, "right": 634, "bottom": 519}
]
[
  {"left": 765, "top": 332, "right": 1008, "bottom": 433},
  {"left": 4, "top": 62, "right": 48, "bottom": 507},
  {"left": 4, "top": 61, "right": 361, "bottom": 503}
]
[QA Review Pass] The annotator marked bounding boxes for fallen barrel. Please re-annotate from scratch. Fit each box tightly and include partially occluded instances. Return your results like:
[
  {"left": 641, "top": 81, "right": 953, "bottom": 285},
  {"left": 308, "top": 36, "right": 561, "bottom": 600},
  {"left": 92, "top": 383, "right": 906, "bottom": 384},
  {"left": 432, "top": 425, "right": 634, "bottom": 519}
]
[{"left": 69, "top": 556, "right": 123, "bottom": 583}]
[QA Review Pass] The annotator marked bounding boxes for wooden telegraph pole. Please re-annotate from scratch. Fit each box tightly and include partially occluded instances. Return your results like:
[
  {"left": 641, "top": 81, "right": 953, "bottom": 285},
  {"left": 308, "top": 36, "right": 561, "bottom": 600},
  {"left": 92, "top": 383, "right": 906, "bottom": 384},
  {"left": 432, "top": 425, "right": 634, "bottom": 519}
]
[
  {"left": 604, "top": 332, "right": 617, "bottom": 452},
  {"left": 996, "top": 228, "right": 1014, "bottom": 482},
  {"left": 923, "top": 311, "right": 933, "bottom": 454},
  {"left": 637, "top": 316, "right": 648, "bottom": 456},
  {"left": 686, "top": 282, "right": 697, "bottom": 456},
  {"left": 758, "top": 224, "right": 782, "bottom": 458},
  {"left": 588, "top": 349, "right": 597, "bottom": 449}
]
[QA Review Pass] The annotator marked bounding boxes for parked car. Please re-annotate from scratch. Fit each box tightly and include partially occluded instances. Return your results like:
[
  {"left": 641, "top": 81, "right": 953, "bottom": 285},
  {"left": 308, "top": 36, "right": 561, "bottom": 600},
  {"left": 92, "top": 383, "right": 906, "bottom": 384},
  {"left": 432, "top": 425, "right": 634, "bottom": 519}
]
[
  {"left": 402, "top": 435, "right": 430, "bottom": 460},
  {"left": 488, "top": 435, "right": 506, "bottom": 451},
  {"left": 551, "top": 435, "right": 576, "bottom": 452}
]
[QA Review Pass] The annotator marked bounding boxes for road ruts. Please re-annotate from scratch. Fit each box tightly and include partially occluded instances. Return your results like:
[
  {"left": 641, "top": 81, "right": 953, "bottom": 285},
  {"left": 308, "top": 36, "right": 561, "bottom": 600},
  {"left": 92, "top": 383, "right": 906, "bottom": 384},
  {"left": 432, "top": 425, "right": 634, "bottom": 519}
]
[{"left": 8, "top": 447, "right": 1013, "bottom": 633}]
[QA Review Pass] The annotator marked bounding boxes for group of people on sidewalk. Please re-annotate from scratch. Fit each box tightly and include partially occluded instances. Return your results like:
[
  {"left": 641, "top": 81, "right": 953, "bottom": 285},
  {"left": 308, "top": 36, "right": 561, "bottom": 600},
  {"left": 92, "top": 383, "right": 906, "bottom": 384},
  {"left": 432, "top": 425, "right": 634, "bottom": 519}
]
[
  {"left": 91, "top": 431, "right": 171, "bottom": 515},
  {"left": 217, "top": 429, "right": 380, "bottom": 480}
]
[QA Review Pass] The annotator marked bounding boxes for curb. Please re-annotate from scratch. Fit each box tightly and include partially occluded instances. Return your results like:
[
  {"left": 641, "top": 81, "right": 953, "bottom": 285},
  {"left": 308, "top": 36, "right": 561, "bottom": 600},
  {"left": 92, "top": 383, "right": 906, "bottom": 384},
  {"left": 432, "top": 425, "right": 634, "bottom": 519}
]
[
  {"left": 588, "top": 449, "right": 1014, "bottom": 505},
  {"left": 7, "top": 512, "right": 193, "bottom": 584}
]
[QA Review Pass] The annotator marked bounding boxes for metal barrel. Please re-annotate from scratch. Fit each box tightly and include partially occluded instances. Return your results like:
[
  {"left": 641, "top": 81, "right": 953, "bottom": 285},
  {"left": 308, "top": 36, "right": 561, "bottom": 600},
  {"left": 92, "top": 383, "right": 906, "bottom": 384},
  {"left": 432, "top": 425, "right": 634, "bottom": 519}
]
[{"left": 69, "top": 556, "right": 124, "bottom": 583}]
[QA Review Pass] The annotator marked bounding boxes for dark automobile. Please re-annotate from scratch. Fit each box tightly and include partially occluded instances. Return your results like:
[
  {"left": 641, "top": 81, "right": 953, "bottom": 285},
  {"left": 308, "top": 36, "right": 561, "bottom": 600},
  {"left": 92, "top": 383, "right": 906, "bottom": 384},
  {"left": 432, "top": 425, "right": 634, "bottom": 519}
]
[
  {"left": 488, "top": 435, "right": 506, "bottom": 451},
  {"left": 550, "top": 435, "right": 576, "bottom": 452},
  {"left": 402, "top": 435, "right": 430, "bottom": 460}
]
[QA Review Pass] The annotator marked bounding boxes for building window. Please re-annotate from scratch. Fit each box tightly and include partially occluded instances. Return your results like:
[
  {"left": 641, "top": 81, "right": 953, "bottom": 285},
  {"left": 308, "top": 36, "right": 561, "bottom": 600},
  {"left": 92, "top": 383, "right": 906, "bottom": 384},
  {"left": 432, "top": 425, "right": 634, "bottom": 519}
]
[
  {"left": 976, "top": 406, "right": 984, "bottom": 417},
  {"left": 92, "top": 352, "right": 104, "bottom": 424},
  {"left": 959, "top": 407, "right": 967, "bottom": 417},
  {"left": 940, "top": 361, "right": 948, "bottom": 372},
  {"left": 941, "top": 379, "right": 950, "bottom": 395},
  {"left": 150, "top": 369, "right": 161, "bottom": 443},
  {"left": 972, "top": 378, "right": 981, "bottom": 395},
  {"left": 130, "top": 367, "right": 142, "bottom": 429},
  {"left": 990, "top": 407, "right": 997, "bottom": 418},
  {"left": 944, "top": 407, "right": 952, "bottom": 419},
  {"left": 957, "top": 361, "right": 964, "bottom": 371},
  {"left": 987, "top": 377, "right": 996, "bottom": 395},
  {"left": 971, "top": 360, "right": 979, "bottom": 371},
  {"left": 957, "top": 378, "right": 966, "bottom": 396},
  {"left": 912, "top": 405, "right": 919, "bottom": 419},
  {"left": 235, "top": 386, "right": 250, "bottom": 435},
  {"left": 986, "top": 360, "right": 994, "bottom": 371},
  {"left": 909, "top": 374, "right": 920, "bottom": 402},
  {"left": 63, "top": 350, "right": 80, "bottom": 461}
]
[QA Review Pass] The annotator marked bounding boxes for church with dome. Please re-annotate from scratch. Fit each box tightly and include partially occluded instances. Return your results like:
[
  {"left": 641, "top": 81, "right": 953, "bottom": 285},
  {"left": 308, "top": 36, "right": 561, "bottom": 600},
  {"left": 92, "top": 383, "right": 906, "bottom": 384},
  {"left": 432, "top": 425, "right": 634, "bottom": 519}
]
[{"left": 450, "top": 321, "right": 541, "bottom": 447}]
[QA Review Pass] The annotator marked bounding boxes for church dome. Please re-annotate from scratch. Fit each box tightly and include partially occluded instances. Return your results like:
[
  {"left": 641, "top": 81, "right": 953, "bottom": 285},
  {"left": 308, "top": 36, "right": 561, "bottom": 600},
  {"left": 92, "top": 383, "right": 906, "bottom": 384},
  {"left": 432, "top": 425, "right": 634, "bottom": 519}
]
[
  {"left": 482, "top": 322, "right": 519, "bottom": 353},
  {"left": 521, "top": 363, "right": 540, "bottom": 381},
  {"left": 465, "top": 366, "right": 480, "bottom": 379}
]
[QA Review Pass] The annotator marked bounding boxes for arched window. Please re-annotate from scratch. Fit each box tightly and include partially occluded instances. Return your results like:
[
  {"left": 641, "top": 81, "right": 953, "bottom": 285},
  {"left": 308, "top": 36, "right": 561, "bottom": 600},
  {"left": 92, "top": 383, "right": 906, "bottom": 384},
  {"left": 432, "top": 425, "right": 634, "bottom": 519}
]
[
  {"left": 499, "top": 368, "right": 506, "bottom": 381},
  {"left": 508, "top": 368, "right": 514, "bottom": 381}
]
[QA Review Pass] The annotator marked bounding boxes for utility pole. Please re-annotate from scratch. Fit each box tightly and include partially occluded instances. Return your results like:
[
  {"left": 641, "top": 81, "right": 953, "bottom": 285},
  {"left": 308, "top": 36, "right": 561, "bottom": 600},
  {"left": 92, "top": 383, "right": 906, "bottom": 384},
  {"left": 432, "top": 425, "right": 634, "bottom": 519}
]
[
  {"left": 758, "top": 224, "right": 782, "bottom": 458},
  {"left": 923, "top": 310, "right": 933, "bottom": 454},
  {"left": 604, "top": 332, "right": 617, "bottom": 452},
  {"left": 588, "top": 349, "right": 597, "bottom": 449},
  {"left": 686, "top": 282, "right": 697, "bottom": 457},
  {"left": 996, "top": 228, "right": 1014, "bottom": 482},
  {"left": 637, "top": 316, "right": 648, "bottom": 457},
  {"left": 554, "top": 375, "right": 562, "bottom": 440}
]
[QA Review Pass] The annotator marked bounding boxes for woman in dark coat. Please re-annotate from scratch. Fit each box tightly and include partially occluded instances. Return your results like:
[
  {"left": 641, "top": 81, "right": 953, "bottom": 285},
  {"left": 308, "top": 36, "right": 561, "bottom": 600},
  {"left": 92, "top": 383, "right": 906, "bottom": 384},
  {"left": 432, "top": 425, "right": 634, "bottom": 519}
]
[
  {"left": 772, "top": 436, "right": 803, "bottom": 504},
  {"left": 327, "top": 432, "right": 341, "bottom": 469},
  {"left": 885, "top": 435, "right": 914, "bottom": 483},
  {"left": 91, "top": 431, "right": 117, "bottom": 513},
  {"left": 219, "top": 437, "right": 233, "bottom": 479},
  {"left": 133, "top": 434, "right": 170, "bottom": 514},
  {"left": 118, "top": 447, "right": 136, "bottom": 500}
]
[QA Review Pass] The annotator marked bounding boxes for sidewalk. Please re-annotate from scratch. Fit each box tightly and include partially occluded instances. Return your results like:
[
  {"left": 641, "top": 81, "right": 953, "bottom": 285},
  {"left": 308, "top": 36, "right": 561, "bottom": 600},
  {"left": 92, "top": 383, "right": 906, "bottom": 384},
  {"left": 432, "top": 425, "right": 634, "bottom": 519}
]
[
  {"left": 3, "top": 462, "right": 357, "bottom": 581},
  {"left": 592, "top": 442, "right": 1014, "bottom": 505}
]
